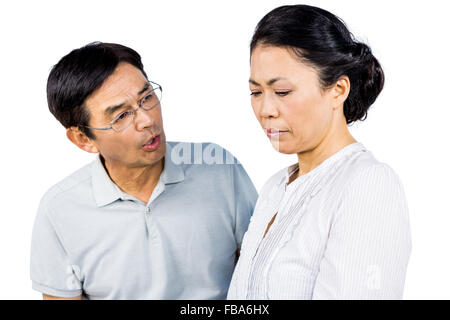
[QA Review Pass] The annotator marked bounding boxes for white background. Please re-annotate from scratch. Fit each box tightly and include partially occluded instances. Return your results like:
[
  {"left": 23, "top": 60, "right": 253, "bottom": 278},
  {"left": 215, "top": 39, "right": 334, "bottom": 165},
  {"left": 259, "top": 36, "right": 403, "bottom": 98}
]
[{"left": 0, "top": 0, "right": 449, "bottom": 299}]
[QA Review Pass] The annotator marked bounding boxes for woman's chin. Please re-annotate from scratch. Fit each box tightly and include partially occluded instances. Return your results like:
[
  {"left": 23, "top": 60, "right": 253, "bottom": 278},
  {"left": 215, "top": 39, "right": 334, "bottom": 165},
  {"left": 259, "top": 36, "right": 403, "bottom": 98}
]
[{"left": 269, "top": 140, "right": 297, "bottom": 154}]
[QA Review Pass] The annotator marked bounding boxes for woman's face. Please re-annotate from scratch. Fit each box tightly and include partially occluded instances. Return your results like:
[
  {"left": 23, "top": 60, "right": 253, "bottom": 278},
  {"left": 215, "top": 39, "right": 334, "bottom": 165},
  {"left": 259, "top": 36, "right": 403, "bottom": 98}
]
[{"left": 249, "top": 45, "right": 337, "bottom": 154}]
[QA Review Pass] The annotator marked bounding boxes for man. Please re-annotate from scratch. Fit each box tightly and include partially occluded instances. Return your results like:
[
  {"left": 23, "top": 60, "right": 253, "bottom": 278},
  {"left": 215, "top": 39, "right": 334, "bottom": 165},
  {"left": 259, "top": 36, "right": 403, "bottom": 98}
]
[{"left": 30, "top": 42, "right": 257, "bottom": 300}]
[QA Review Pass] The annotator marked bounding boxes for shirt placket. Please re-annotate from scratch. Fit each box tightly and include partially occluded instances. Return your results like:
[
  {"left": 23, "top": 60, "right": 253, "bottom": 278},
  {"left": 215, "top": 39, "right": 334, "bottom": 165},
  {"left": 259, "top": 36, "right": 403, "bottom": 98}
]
[
  {"left": 245, "top": 174, "right": 312, "bottom": 298},
  {"left": 143, "top": 178, "right": 166, "bottom": 242}
]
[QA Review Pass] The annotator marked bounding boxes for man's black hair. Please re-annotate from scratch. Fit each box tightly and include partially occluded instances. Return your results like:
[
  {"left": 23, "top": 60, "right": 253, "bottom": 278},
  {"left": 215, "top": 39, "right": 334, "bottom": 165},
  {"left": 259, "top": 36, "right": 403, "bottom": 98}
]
[{"left": 47, "top": 42, "right": 148, "bottom": 139}]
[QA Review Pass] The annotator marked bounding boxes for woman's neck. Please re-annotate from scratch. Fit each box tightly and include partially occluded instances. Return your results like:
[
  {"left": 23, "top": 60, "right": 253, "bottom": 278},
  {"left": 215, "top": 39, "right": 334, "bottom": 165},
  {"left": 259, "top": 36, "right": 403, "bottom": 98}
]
[{"left": 296, "top": 128, "right": 356, "bottom": 179}]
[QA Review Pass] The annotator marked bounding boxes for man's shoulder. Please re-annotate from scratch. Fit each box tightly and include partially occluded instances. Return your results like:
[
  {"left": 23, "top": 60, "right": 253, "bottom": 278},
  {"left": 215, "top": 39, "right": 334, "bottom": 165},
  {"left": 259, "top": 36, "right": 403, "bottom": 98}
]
[
  {"left": 167, "top": 141, "right": 240, "bottom": 167},
  {"left": 39, "top": 160, "right": 95, "bottom": 208},
  {"left": 166, "top": 141, "right": 251, "bottom": 189}
]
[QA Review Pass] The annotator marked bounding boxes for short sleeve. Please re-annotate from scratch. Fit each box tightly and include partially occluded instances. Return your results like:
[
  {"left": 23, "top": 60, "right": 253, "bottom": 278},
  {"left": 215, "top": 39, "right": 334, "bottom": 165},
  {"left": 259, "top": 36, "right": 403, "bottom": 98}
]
[
  {"left": 231, "top": 163, "right": 258, "bottom": 249},
  {"left": 30, "top": 197, "right": 83, "bottom": 298},
  {"left": 312, "top": 163, "right": 412, "bottom": 299}
]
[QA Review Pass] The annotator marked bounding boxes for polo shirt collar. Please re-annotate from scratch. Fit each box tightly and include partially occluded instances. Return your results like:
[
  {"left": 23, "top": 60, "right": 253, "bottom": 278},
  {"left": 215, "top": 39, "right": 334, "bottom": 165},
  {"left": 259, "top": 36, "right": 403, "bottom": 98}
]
[
  {"left": 91, "top": 141, "right": 185, "bottom": 207},
  {"left": 162, "top": 142, "right": 185, "bottom": 185}
]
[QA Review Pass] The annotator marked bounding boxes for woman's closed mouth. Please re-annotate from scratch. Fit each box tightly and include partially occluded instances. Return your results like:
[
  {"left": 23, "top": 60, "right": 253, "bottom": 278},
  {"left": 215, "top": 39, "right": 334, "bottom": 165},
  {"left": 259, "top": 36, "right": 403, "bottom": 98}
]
[{"left": 265, "top": 128, "right": 289, "bottom": 138}]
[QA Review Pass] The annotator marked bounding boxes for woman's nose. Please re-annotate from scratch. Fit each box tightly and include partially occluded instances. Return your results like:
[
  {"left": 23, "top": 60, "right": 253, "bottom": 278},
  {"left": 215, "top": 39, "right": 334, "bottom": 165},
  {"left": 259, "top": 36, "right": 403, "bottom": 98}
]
[{"left": 259, "top": 95, "right": 280, "bottom": 119}]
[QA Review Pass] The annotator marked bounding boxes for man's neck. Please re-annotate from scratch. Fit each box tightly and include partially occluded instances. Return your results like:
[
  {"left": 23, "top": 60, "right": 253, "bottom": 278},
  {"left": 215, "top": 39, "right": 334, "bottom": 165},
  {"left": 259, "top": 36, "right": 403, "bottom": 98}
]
[{"left": 102, "top": 156, "right": 164, "bottom": 204}]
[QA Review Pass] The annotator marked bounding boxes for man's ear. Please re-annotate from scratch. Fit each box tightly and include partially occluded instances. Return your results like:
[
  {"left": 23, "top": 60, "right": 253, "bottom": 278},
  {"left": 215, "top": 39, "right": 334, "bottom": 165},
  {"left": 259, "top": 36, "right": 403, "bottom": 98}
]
[
  {"left": 66, "top": 127, "right": 99, "bottom": 153},
  {"left": 331, "top": 75, "right": 351, "bottom": 110}
]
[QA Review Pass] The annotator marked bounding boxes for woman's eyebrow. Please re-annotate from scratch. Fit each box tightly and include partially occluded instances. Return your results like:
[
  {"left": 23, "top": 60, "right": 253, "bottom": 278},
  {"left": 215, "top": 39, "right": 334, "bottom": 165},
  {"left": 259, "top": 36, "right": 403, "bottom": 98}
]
[{"left": 249, "top": 77, "right": 287, "bottom": 86}]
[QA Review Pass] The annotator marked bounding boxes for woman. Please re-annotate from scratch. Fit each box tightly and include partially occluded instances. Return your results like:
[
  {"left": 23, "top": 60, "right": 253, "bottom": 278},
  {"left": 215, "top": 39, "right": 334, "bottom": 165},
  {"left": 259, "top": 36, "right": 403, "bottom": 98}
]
[{"left": 228, "top": 5, "right": 412, "bottom": 299}]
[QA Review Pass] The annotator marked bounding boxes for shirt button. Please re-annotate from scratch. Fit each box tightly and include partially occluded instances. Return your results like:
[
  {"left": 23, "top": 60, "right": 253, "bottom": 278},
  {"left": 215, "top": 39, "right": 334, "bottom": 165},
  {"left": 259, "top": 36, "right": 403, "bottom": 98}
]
[{"left": 146, "top": 207, "right": 151, "bottom": 213}]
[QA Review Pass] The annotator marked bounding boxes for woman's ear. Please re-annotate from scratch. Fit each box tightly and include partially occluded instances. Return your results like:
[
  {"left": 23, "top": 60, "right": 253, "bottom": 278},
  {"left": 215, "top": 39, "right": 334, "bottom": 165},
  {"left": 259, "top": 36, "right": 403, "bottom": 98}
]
[
  {"left": 66, "top": 127, "right": 99, "bottom": 154},
  {"left": 331, "top": 75, "right": 351, "bottom": 110}
]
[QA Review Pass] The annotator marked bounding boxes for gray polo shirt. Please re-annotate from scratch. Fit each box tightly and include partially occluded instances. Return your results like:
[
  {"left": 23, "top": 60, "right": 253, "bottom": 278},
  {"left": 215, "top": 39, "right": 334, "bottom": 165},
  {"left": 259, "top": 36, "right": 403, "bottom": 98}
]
[{"left": 30, "top": 141, "right": 257, "bottom": 299}]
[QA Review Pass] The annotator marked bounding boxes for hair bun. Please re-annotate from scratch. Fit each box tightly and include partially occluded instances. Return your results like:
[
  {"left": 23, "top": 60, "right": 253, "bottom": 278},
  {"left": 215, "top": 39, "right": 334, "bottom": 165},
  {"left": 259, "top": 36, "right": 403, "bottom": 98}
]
[
  {"left": 352, "top": 42, "right": 372, "bottom": 61},
  {"left": 347, "top": 42, "right": 384, "bottom": 121}
]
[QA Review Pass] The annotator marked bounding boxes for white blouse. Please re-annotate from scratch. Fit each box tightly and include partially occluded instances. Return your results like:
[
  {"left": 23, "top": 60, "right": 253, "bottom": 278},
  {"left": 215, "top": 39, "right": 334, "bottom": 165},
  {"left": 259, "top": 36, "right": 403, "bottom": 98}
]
[{"left": 227, "top": 142, "right": 412, "bottom": 299}]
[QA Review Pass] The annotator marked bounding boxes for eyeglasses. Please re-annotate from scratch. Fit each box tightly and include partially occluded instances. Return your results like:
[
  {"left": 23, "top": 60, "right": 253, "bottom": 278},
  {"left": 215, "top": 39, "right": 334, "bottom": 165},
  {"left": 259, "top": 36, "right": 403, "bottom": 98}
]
[{"left": 83, "top": 81, "right": 162, "bottom": 132}]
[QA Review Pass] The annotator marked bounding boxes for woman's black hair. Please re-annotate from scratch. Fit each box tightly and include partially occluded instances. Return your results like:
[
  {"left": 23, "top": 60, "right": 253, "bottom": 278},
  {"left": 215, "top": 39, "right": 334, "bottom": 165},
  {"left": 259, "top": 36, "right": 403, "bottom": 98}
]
[
  {"left": 47, "top": 42, "right": 148, "bottom": 139},
  {"left": 250, "top": 5, "right": 384, "bottom": 124}
]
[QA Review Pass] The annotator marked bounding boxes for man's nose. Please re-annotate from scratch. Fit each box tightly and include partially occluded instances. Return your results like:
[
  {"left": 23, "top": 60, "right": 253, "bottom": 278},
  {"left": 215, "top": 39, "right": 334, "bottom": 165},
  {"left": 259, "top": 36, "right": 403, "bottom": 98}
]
[{"left": 134, "top": 107, "right": 156, "bottom": 131}]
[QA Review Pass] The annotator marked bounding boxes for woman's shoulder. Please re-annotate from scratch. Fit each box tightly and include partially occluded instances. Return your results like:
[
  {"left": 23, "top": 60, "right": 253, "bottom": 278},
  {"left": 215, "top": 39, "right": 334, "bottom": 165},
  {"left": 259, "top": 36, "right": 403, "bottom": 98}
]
[{"left": 332, "top": 148, "right": 406, "bottom": 199}]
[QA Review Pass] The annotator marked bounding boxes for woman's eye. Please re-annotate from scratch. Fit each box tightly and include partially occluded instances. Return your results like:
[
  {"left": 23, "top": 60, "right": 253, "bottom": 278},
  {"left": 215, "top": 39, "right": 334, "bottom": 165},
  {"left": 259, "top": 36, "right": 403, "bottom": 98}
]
[{"left": 275, "top": 91, "right": 291, "bottom": 96}]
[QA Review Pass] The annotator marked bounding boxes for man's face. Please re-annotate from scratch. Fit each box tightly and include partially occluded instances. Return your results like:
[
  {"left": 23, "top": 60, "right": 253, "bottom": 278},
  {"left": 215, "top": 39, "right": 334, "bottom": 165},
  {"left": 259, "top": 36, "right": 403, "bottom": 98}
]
[{"left": 84, "top": 62, "right": 166, "bottom": 169}]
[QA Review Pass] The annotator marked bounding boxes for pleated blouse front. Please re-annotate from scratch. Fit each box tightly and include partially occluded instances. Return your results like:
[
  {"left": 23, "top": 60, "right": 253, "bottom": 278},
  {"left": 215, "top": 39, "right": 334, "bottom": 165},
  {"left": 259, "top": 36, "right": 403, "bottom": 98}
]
[{"left": 227, "top": 142, "right": 412, "bottom": 299}]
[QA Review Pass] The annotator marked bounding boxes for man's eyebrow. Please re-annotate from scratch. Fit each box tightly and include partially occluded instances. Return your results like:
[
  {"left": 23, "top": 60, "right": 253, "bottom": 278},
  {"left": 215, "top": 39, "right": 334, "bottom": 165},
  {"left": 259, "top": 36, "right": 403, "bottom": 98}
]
[
  {"left": 104, "top": 82, "right": 150, "bottom": 117},
  {"left": 138, "top": 82, "right": 150, "bottom": 95},
  {"left": 104, "top": 103, "right": 126, "bottom": 117},
  {"left": 249, "top": 77, "right": 286, "bottom": 86}
]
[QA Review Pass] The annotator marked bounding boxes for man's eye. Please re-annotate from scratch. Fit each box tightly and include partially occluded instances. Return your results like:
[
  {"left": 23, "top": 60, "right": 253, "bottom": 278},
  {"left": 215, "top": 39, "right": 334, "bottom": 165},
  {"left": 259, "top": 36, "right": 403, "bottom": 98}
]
[
  {"left": 250, "top": 91, "right": 262, "bottom": 96},
  {"left": 141, "top": 92, "right": 155, "bottom": 106},
  {"left": 115, "top": 111, "right": 131, "bottom": 122},
  {"left": 143, "top": 93, "right": 153, "bottom": 102},
  {"left": 275, "top": 91, "right": 291, "bottom": 96}
]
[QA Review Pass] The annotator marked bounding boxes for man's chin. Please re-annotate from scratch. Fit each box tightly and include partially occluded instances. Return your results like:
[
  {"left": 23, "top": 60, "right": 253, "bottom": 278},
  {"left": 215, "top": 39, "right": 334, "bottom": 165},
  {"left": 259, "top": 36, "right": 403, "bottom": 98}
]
[{"left": 143, "top": 142, "right": 166, "bottom": 164}]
